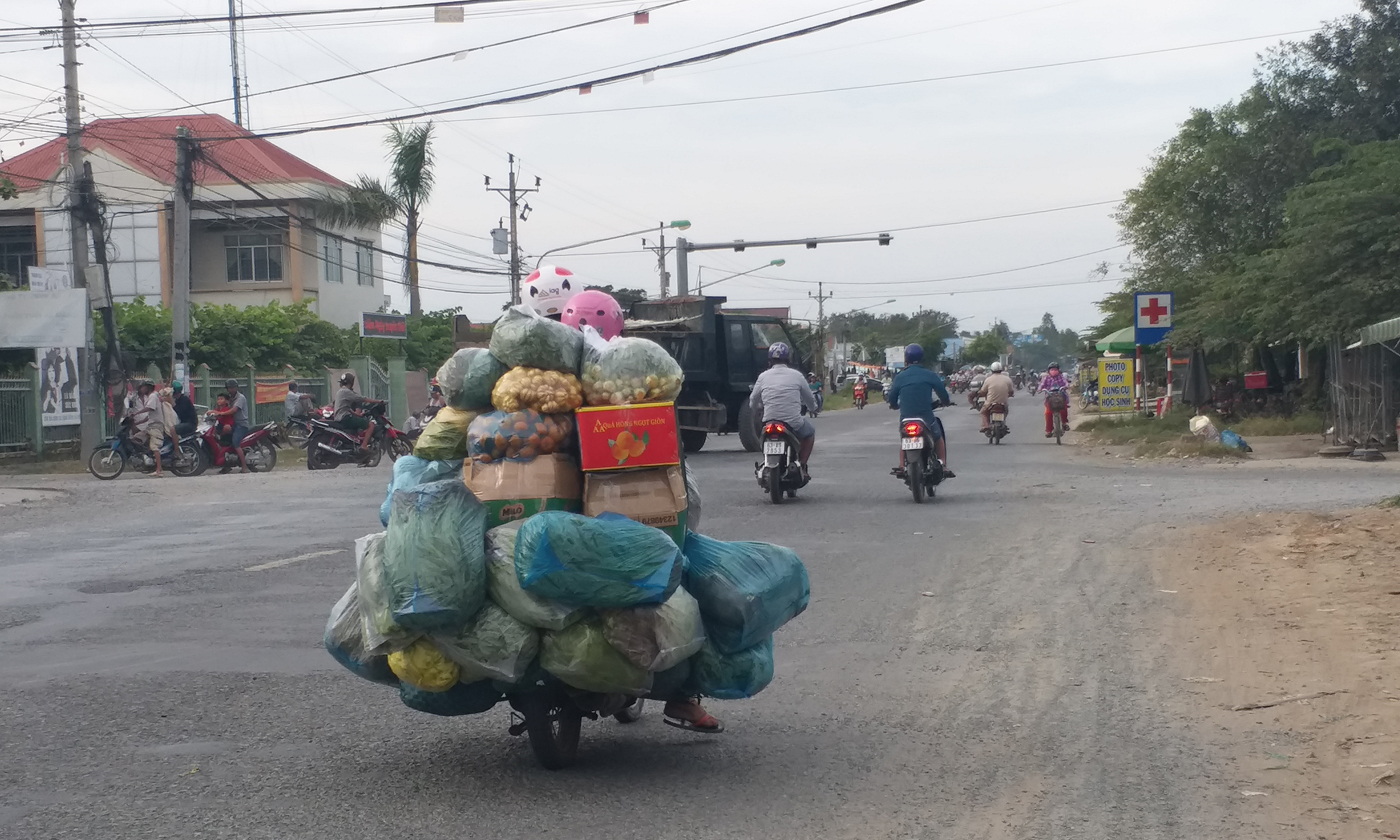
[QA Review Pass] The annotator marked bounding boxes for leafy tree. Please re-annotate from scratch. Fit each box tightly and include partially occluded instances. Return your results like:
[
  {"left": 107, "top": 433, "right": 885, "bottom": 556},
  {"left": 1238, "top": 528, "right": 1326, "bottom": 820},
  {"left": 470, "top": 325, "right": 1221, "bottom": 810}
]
[
  {"left": 319, "top": 122, "right": 436, "bottom": 316},
  {"left": 0, "top": 177, "right": 16, "bottom": 201},
  {"left": 962, "top": 332, "right": 1005, "bottom": 365},
  {"left": 585, "top": 285, "right": 649, "bottom": 309}
]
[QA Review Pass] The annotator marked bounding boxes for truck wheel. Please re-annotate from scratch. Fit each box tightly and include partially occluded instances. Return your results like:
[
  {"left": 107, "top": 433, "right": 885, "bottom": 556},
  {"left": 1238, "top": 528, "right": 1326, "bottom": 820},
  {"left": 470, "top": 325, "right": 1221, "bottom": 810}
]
[
  {"left": 681, "top": 430, "right": 707, "bottom": 453},
  {"left": 737, "top": 401, "right": 760, "bottom": 453}
]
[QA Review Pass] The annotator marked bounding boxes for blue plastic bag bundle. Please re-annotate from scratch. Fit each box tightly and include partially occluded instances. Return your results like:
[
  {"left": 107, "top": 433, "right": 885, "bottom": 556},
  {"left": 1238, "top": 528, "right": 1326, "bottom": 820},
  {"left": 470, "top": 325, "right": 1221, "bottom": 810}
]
[
  {"left": 383, "top": 479, "right": 488, "bottom": 632},
  {"left": 682, "top": 531, "right": 810, "bottom": 653},
  {"left": 515, "top": 511, "right": 681, "bottom": 608},
  {"left": 323, "top": 581, "right": 399, "bottom": 686},
  {"left": 398, "top": 679, "right": 503, "bottom": 717},
  {"left": 685, "top": 637, "right": 774, "bottom": 700},
  {"left": 380, "top": 456, "right": 465, "bottom": 526},
  {"left": 1220, "top": 429, "right": 1253, "bottom": 452}
]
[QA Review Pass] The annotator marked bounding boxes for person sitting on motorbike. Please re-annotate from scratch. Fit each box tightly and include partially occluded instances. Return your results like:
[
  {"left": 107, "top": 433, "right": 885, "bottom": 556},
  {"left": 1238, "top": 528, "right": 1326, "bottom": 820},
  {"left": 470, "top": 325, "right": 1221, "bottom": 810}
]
[
  {"left": 284, "top": 381, "right": 314, "bottom": 419},
  {"left": 886, "top": 344, "right": 955, "bottom": 478},
  {"left": 967, "top": 373, "right": 986, "bottom": 409},
  {"left": 130, "top": 380, "right": 166, "bottom": 477},
  {"left": 210, "top": 394, "right": 234, "bottom": 440},
  {"left": 749, "top": 342, "right": 818, "bottom": 478},
  {"left": 853, "top": 375, "right": 868, "bottom": 404},
  {"left": 806, "top": 372, "right": 824, "bottom": 414},
  {"left": 333, "top": 372, "right": 383, "bottom": 452},
  {"left": 1040, "top": 362, "right": 1072, "bottom": 437},
  {"left": 171, "top": 380, "right": 198, "bottom": 437},
  {"left": 975, "top": 361, "right": 1016, "bottom": 434}
]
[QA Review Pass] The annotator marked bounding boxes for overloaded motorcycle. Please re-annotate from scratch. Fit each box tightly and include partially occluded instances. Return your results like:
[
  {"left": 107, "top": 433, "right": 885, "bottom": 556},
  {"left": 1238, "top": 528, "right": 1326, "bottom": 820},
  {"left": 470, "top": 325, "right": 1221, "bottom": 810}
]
[
  {"left": 894, "top": 410, "right": 946, "bottom": 504},
  {"left": 984, "top": 402, "right": 1010, "bottom": 444},
  {"left": 306, "top": 402, "right": 399, "bottom": 469},
  {"left": 87, "top": 416, "right": 203, "bottom": 480},
  {"left": 503, "top": 675, "right": 650, "bottom": 770},
  {"left": 193, "top": 416, "right": 281, "bottom": 473},
  {"left": 755, "top": 416, "right": 809, "bottom": 504}
]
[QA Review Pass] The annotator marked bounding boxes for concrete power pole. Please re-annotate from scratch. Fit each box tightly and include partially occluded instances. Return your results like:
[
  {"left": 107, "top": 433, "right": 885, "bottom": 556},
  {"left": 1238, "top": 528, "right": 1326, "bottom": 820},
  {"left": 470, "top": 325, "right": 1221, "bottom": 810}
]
[
  {"left": 486, "top": 154, "right": 539, "bottom": 305},
  {"left": 60, "top": 0, "right": 100, "bottom": 453},
  {"left": 809, "top": 281, "right": 834, "bottom": 383},
  {"left": 171, "top": 128, "right": 195, "bottom": 385}
]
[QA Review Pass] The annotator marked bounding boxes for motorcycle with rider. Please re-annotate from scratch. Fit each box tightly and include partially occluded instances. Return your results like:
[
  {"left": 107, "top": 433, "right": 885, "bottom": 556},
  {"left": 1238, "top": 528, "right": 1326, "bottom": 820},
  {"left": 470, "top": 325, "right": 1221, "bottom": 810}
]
[{"left": 886, "top": 344, "right": 955, "bottom": 501}]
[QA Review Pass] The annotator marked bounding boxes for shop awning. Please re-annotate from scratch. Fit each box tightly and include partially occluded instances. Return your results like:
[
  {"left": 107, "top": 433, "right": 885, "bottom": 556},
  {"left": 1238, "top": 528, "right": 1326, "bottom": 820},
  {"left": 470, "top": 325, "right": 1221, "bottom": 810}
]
[
  {"left": 1094, "top": 326, "right": 1137, "bottom": 354},
  {"left": 1356, "top": 316, "right": 1400, "bottom": 347}
]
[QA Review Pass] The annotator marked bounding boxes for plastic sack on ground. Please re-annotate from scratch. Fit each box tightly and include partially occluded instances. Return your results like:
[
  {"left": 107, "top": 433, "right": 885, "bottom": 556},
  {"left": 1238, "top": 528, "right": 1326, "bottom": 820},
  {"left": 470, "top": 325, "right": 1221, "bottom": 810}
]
[
  {"left": 486, "top": 520, "right": 587, "bottom": 630},
  {"left": 467, "top": 410, "right": 574, "bottom": 463},
  {"left": 683, "top": 531, "right": 810, "bottom": 654},
  {"left": 354, "top": 531, "right": 417, "bottom": 652},
  {"left": 516, "top": 511, "right": 682, "bottom": 608},
  {"left": 684, "top": 463, "right": 702, "bottom": 534},
  {"left": 685, "top": 637, "right": 774, "bottom": 700},
  {"left": 432, "top": 603, "right": 539, "bottom": 684},
  {"left": 1220, "top": 429, "right": 1253, "bottom": 452},
  {"left": 600, "top": 588, "right": 705, "bottom": 672},
  {"left": 492, "top": 367, "right": 584, "bottom": 414},
  {"left": 540, "top": 617, "right": 652, "bottom": 695},
  {"left": 324, "top": 581, "right": 399, "bottom": 685},
  {"left": 581, "top": 335, "right": 684, "bottom": 407},
  {"left": 460, "top": 351, "right": 509, "bottom": 410},
  {"left": 413, "top": 406, "right": 479, "bottom": 460},
  {"left": 380, "top": 455, "right": 464, "bottom": 526},
  {"left": 489, "top": 304, "right": 584, "bottom": 374},
  {"left": 388, "top": 638, "right": 460, "bottom": 692},
  {"left": 399, "top": 678, "right": 502, "bottom": 717},
  {"left": 383, "top": 479, "right": 488, "bottom": 631}
]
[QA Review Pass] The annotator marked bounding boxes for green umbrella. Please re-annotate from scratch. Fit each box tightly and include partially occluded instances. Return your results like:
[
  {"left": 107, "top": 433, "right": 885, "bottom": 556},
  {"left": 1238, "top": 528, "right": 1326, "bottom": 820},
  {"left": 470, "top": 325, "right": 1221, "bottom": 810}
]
[{"left": 1095, "top": 326, "right": 1137, "bottom": 354}]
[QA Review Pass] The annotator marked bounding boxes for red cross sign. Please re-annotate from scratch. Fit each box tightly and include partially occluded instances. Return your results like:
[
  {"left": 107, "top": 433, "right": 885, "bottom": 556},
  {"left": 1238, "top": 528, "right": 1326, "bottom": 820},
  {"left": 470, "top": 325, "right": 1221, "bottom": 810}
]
[
  {"left": 1133, "top": 292, "right": 1174, "bottom": 345},
  {"left": 1138, "top": 297, "right": 1170, "bottom": 326}
]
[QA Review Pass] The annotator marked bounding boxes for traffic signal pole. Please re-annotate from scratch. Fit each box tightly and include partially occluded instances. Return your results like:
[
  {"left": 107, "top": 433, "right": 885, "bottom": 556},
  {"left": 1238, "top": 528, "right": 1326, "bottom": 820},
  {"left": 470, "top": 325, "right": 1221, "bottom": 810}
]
[{"left": 673, "top": 233, "right": 891, "bottom": 295}]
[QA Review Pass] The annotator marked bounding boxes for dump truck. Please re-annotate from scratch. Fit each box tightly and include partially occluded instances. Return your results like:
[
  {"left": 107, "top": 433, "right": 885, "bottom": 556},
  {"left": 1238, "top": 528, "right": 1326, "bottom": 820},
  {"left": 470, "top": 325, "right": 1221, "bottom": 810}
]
[{"left": 624, "top": 295, "right": 809, "bottom": 453}]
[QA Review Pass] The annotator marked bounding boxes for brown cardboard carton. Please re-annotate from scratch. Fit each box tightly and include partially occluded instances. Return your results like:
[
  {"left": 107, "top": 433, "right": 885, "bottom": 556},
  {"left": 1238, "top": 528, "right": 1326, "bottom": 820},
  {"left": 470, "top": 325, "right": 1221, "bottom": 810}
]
[
  {"left": 582, "top": 465, "right": 688, "bottom": 545},
  {"left": 465, "top": 454, "right": 582, "bottom": 527}
]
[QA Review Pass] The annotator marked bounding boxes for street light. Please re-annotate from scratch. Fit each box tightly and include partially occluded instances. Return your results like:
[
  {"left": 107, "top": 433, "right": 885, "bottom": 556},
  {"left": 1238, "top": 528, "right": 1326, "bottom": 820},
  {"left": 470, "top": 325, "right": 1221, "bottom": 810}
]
[
  {"left": 695, "top": 258, "right": 786, "bottom": 292},
  {"left": 843, "top": 298, "right": 896, "bottom": 315},
  {"left": 534, "top": 220, "right": 690, "bottom": 269}
]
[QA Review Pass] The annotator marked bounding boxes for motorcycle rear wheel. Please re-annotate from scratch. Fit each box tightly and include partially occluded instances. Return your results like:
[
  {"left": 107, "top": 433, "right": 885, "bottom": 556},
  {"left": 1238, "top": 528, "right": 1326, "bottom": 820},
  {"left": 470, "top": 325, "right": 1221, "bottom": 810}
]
[
  {"left": 388, "top": 438, "right": 412, "bottom": 461},
  {"left": 908, "top": 457, "right": 925, "bottom": 504},
  {"left": 88, "top": 447, "right": 126, "bottom": 480},
  {"left": 520, "top": 694, "right": 583, "bottom": 771},
  {"left": 306, "top": 439, "right": 337, "bottom": 470},
  {"left": 171, "top": 443, "right": 204, "bottom": 477},
  {"left": 247, "top": 441, "right": 277, "bottom": 472}
]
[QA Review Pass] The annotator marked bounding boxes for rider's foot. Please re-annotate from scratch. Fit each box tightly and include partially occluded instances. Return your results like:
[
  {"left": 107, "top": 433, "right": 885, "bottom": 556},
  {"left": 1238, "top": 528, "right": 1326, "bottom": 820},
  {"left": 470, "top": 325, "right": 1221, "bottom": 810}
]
[
  {"left": 1045, "top": 432, "right": 1053, "bottom": 438},
  {"left": 943, "top": 468, "right": 956, "bottom": 479}
]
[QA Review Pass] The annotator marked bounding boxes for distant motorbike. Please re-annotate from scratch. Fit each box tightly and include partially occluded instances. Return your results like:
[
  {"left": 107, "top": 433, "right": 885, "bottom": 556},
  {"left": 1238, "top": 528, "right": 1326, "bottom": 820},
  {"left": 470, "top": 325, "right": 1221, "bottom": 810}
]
[
  {"left": 894, "top": 413, "right": 945, "bottom": 504},
  {"left": 306, "top": 402, "right": 394, "bottom": 470},
  {"left": 755, "top": 418, "right": 809, "bottom": 503},
  {"left": 193, "top": 417, "right": 281, "bottom": 473},
  {"left": 87, "top": 416, "right": 202, "bottom": 480},
  {"left": 854, "top": 386, "right": 868, "bottom": 409},
  {"left": 984, "top": 402, "right": 1009, "bottom": 445}
]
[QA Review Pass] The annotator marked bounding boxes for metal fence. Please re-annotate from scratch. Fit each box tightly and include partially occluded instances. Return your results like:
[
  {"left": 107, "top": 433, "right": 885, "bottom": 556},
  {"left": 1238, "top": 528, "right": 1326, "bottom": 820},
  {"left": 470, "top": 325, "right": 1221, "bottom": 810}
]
[
  {"left": 368, "top": 360, "right": 391, "bottom": 404},
  {"left": 1327, "top": 337, "right": 1398, "bottom": 448},
  {"left": 0, "top": 378, "right": 32, "bottom": 452}
]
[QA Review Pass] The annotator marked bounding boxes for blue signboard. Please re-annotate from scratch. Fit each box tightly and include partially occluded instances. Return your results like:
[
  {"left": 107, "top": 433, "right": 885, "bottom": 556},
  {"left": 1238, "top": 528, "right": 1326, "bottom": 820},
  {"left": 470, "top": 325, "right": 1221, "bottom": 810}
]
[{"left": 1134, "top": 292, "right": 1175, "bottom": 346}]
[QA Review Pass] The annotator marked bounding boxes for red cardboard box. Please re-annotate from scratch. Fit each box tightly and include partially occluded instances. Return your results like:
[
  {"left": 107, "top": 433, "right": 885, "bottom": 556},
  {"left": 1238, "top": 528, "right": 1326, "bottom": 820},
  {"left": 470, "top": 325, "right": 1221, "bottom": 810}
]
[{"left": 575, "top": 402, "right": 680, "bottom": 472}]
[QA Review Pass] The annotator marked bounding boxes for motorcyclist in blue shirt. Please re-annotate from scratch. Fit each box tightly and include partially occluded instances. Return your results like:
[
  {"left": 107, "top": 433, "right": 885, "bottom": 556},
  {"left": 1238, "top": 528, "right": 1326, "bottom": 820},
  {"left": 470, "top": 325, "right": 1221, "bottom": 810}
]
[{"left": 886, "top": 344, "right": 955, "bottom": 478}]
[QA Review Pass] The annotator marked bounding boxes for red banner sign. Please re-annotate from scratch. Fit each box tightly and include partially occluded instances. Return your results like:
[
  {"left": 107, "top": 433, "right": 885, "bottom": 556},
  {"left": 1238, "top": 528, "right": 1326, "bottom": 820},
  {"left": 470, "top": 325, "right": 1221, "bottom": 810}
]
[{"left": 361, "top": 312, "right": 407, "bottom": 339}]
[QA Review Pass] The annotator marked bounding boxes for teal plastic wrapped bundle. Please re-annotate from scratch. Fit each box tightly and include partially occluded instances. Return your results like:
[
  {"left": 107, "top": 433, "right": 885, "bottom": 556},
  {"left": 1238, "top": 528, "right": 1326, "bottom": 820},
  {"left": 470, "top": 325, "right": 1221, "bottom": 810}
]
[
  {"left": 460, "top": 350, "right": 509, "bottom": 410},
  {"left": 380, "top": 456, "right": 464, "bottom": 526},
  {"left": 383, "top": 479, "right": 488, "bottom": 632},
  {"left": 432, "top": 603, "right": 539, "bottom": 684},
  {"left": 486, "top": 521, "right": 588, "bottom": 631},
  {"left": 399, "top": 679, "right": 502, "bottom": 717},
  {"left": 685, "top": 637, "right": 774, "bottom": 700},
  {"left": 683, "top": 531, "right": 810, "bottom": 654},
  {"left": 516, "top": 511, "right": 681, "bottom": 608},
  {"left": 600, "top": 588, "right": 705, "bottom": 672},
  {"left": 323, "top": 581, "right": 398, "bottom": 686},
  {"left": 489, "top": 304, "right": 584, "bottom": 374},
  {"left": 540, "top": 617, "right": 652, "bottom": 695}
]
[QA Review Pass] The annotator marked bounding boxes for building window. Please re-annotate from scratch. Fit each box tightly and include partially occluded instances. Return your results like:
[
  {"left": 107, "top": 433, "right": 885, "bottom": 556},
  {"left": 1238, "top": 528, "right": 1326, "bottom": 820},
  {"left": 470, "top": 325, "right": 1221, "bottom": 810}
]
[
  {"left": 355, "top": 239, "right": 374, "bottom": 286},
  {"left": 224, "top": 233, "right": 284, "bottom": 282},
  {"left": 321, "top": 235, "right": 343, "bottom": 283},
  {"left": 0, "top": 226, "right": 37, "bottom": 288}
]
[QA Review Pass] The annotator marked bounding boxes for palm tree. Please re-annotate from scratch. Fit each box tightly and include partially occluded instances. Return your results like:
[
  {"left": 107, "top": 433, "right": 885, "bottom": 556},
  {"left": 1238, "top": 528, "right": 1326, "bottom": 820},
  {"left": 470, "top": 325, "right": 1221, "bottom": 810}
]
[{"left": 319, "top": 122, "right": 435, "bottom": 316}]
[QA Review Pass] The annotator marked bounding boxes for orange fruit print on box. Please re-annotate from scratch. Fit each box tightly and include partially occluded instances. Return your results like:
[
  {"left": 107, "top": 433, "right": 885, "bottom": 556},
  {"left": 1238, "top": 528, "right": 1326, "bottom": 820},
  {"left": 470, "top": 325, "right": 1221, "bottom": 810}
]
[{"left": 607, "top": 429, "right": 649, "bottom": 464}]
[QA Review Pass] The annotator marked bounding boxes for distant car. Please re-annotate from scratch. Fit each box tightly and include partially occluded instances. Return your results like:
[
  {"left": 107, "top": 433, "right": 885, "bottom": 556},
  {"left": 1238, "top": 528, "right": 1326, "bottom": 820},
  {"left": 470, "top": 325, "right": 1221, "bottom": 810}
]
[{"left": 866, "top": 378, "right": 885, "bottom": 393}]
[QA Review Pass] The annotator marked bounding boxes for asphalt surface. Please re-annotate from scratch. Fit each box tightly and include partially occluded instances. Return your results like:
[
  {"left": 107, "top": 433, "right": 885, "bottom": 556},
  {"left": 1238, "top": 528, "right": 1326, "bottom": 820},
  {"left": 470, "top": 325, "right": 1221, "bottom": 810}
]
[{"left": 2, "top": 400, "right": 1397, "bottom": 839}]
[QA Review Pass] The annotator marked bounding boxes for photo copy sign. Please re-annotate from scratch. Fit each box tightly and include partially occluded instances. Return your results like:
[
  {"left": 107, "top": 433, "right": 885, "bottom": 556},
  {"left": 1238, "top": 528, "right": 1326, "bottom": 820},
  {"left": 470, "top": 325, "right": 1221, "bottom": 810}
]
[
  {"left": 1098, "top": 359, "right": 1135, "bottom": 413},
  {"left": 1134, "top": 292, "right": 1174, "bottom": 346}
]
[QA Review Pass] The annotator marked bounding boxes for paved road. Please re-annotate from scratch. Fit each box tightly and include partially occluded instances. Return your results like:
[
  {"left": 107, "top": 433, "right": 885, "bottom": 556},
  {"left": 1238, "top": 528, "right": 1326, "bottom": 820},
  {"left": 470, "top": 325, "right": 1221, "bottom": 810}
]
[{"left": 1, "top": 401, "right": 1396, "bottom": 839}]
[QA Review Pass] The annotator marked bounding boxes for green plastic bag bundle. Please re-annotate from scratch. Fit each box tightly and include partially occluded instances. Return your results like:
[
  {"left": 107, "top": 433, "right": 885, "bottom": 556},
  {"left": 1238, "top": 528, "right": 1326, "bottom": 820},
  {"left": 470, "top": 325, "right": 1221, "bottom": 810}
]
[
  {"left": 601, "top": 588, "right": 705, "bottom": 672},
  {"left": 412, "top": 406, "right": 478, "bottom": 461},
  {"left": 436, "top": 348, "right": 478, "bottom": 409},
  {"left": 380, "top": 455, "right": 464, "bottom": 527},
  {"left": 383, "top": 479, "right": 488, "bottom": 632},
  {"left": 685, "top": 637, "right": 774, "bottom": 700},
  {"left": 432, "top": 603, "right": 539, "bottom": 684},
  {"left": 399, "top": 678, "right": 502, "bottom": 717},
  {"left": 516, "top": 511, "right": 682, "bottom": 608},
  {"left": 540, "top": 617, "right": 652, "bottom": 695},
  {"left": 324, "top": 581, "right": 398, "bottom": 686},
  {"left": 467, "top": 409, "right": 574, "bottom": 463},
  {"left": 461, "top": 350, "right": 510, "bottom": 410},
  {"left": 489, "top": 304, "right": 584, "bottom": 374},
  {"left": 581, "top": 336, "right": 684, "bottom": 407},
  {"left": 354, "top": 531, "right": 417, "bottom": 652},
  {"left": 682, "top": 531, "right": 810, "bottom": 654},
  {"left": 485, "top": 521, "right": 587, "bottom": 631}
]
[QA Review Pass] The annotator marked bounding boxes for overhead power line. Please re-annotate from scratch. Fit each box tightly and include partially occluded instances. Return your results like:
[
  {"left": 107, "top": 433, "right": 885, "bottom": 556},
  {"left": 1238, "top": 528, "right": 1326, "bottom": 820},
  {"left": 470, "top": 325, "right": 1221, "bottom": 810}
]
[{"left": 0, "top": 1, "right": 531, "bottom": 34}]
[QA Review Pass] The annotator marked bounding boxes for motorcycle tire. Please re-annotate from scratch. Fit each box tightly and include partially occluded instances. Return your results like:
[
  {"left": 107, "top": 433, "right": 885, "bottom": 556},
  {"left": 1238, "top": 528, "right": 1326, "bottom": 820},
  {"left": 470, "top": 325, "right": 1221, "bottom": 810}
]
[
  {"left": 768, "top": 466, "right": 784, "bottom": 505},
  {"left": 88, "top": 447, "right": 126, "bottom": 480},
  {"left": 388, "top": 438, "right": 412, "bottom": 461},
  {"left": 171, "top": 443, "right": 204, "bottom": 478},
  {"left": 286, "top": 423, "right": 310, "bottom": 450},
  {"left": 908, "top": 457, "right": 925, "bottom": 504},
  {"left": 248, "top": 441, "right": 277, "bottom": 472},
  {"left": 360, "top": 440, "right": 384, "bottom": 469},
  {"left": 520, "top": 694, "right": 583, "bottom": 771},
  {"left": 306, "top": 440, "right": 338, "bottom": 471},
  {"left": 737, "top": 400, "right": 760, "bottom": 453},
  {"left": 614, "top": 698, "right": 645, "bottom": 724}
]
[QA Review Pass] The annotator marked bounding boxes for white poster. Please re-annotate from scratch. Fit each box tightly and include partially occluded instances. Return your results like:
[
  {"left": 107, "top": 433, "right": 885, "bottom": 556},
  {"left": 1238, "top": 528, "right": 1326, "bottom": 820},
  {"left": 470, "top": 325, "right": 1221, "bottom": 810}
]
[{"left": 24, "top": 266, "right": 82, "bottom": 426}]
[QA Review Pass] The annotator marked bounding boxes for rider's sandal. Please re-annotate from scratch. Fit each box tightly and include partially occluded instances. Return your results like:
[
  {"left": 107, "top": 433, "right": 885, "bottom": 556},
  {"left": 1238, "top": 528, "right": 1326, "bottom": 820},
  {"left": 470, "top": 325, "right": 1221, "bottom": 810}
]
[{"left": 664, "top": 713, "right": 725, "bottom": 734}]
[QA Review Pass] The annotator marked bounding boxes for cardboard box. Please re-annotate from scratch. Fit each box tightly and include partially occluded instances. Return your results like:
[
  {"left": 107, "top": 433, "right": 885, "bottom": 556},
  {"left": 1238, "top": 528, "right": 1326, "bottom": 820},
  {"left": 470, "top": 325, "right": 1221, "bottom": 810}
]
[
  {"left": 583, "top": 465, "right": 688, "bottom": 546},
  {"left": 465, "top": 454, "right": 582, "bottom": 528},
  {"left": 575, "top": 402, "right": 680, "bottom": 472}
]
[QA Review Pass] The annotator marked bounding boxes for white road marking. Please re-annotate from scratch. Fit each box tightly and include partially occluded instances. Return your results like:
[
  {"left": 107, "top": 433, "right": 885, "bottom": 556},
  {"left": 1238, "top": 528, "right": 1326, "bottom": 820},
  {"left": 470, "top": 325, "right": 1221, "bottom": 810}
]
[{"left": 245, "top": 549, "right": 345, "bottom": 572}]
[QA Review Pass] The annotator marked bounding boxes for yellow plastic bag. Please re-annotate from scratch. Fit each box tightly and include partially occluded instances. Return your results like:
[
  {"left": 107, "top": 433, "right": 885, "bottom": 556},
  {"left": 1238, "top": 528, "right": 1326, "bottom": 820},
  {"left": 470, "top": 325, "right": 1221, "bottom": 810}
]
[
  {"left": 492, "top": 367, "right": 584, "bottom": 414},
  {"left": 388, "top": 638, "right": 460, "bottom": 692},
  {"left": 413, "top": 406, "right": 479, "bottom": 460}
]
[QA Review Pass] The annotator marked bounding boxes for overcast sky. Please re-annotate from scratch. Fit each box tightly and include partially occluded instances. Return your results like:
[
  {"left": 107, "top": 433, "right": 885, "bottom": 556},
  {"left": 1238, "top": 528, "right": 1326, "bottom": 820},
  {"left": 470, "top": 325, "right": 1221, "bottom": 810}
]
[{"left": 0, "top": 0, "right": 1361, "bottom": 335}]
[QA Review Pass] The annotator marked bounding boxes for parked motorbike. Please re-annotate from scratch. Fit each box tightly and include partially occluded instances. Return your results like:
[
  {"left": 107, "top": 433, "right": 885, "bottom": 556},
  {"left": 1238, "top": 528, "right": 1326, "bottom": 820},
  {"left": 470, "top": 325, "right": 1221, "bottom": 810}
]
[
  {"left": 193, "top": 417, "right": 281, "bottom": 473},
  {"left": 87, "top": 416, "right": 203, "bottom": 480},
  {"left": 755, "top": 419, "right": 809, "bottom": 504},
  {"left": 984, "top": 402, "right": 1010, "bottom": 445},
  {"left": 894, "top": 414, "right": 945, "bottom": 504},
  {"left": 306, "top": 402, "right": 394, "bottom": 470},
  {"left": 1047, "top": 389, "right": 1069, "bottom": 445},
  {"left": 285, "top": 403, "right": 333, "bottom": 450}
]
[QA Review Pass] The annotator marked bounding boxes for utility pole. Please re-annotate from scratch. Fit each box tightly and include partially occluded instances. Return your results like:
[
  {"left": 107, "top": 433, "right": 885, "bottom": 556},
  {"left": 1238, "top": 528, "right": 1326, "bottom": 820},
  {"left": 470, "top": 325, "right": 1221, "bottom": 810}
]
[
  {"left": 486, "top": 154, "right": 539, "bottom": 305},
  {"left": 61, "top": 0, "right": 100, "bottom": 453},
  {"left": 171, "top": 128, "right": 195, "bottom": 385},
  {"left": 75, "top": 162, "right": 122, "bottom": 382},
  {"left": 227, "top": 0, "right": 248, "bottom": 127},
  {"left": 676, "top": 237, "right": 690, "bottom": 296},
  {"left": 809, "top": 281, "right": 834, "bottom": 384},
  {"left": 643, "top": 223, "right": 672, "bottom": 298}
]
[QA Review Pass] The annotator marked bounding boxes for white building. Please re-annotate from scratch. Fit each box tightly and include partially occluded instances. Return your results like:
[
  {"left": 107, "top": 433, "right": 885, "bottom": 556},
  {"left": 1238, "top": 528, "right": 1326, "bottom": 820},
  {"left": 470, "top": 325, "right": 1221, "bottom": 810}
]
[{"left": 0, "top": 114, "right": 384, "bottom": 328}]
